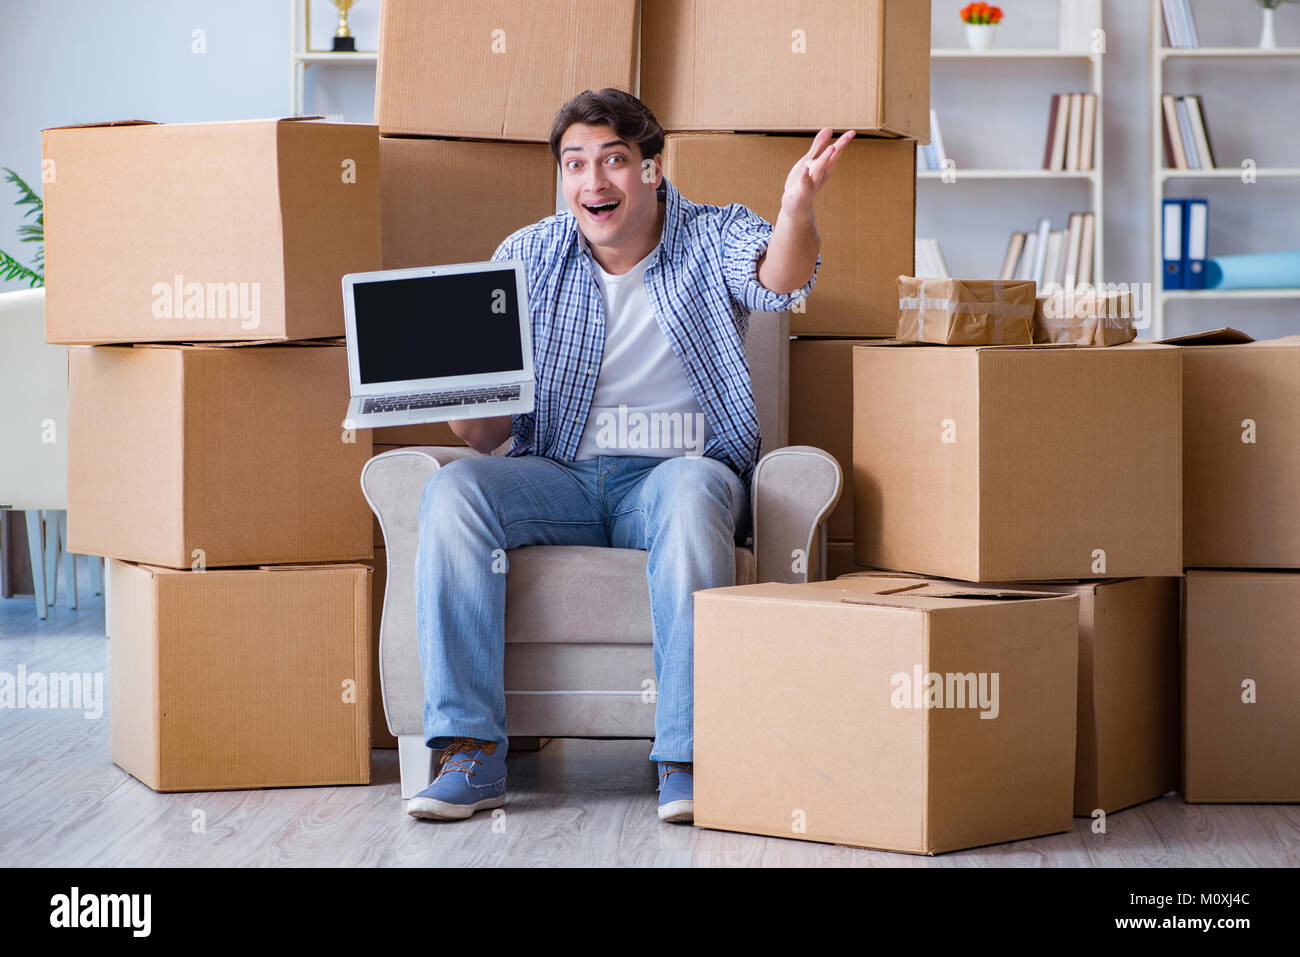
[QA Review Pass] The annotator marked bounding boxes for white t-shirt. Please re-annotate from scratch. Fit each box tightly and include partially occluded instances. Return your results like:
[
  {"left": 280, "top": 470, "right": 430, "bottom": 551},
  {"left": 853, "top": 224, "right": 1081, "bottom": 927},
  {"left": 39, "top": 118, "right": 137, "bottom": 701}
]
[{"left": 575, "top": 241, "right": 714, "bottom": 460}]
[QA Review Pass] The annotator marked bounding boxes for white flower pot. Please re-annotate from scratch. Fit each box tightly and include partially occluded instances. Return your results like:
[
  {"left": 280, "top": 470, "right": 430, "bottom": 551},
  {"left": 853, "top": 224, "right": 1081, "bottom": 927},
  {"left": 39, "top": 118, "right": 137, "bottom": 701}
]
[
  {"left": 966, "top": 23, "right": 997, "bottom": 51},
  {"left": 1259, "top": 8, "right": 1277, "bottom": 50}
]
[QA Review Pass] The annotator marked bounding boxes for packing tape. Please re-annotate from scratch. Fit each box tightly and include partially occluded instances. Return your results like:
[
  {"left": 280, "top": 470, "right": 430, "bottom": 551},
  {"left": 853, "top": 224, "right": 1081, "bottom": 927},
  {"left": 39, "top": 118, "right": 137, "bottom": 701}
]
[{"left": 899, "top": 296, "right": 1034, "bottom": 317}]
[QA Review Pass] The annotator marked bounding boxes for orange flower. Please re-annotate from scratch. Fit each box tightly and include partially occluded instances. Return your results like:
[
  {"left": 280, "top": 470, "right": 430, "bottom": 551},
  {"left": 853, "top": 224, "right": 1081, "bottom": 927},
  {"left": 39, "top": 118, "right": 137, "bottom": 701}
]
[{"left": 962, "top": 2, "right": 1003, "bottom": 25}]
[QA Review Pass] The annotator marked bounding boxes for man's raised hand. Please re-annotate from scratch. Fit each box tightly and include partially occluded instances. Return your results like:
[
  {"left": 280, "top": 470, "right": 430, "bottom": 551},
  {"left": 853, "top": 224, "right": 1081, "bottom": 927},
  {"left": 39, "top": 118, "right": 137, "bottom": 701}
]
[{"left": 780, "top": 128, "right": 855, "bottom": 220}]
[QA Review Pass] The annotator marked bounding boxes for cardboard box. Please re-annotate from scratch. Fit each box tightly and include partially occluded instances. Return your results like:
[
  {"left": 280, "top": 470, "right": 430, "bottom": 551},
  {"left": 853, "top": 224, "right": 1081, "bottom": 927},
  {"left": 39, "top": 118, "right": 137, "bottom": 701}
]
[
  {"left": 1162, "top": 330, "right": 1300, "bottom": 567},
  {"left": 1183, "top": 570, "right": 1300, "bottom": 802},
  {"left": 825, "top": 539, "right": 866, "bottom": 580},
  {"left": 42, "top": 118, "right": 380, "bottom": 344},
  {"left": 367, "top": 546, "right": 399, "bottom": 749},
  {"left": 375, "top": 0, "right": 638, "bottom": 140},
  {"left": 897, "top": 277, "right": 1036, "bottom": 345},
  {"left": 641, "top": 0, "right": 929, "bottom": 138},
  {"left": 662, "top": 134, "right": 915, "bottom": 337},
  {"left": 68, "top": 342, "right": 373, "bottom": 569},
  {"left": 852, "top": 341, "right": 1183, "bottom": 582},
  {"left": 108, "top": 559, "right": 371, "bottom": 791},
  {"left": 379, "top": 137, "right": 557, "bottom": 270},
  {"left": 850, "top": 574, "right": 1180, "bottom": 815},
  {"left": 367, "top": 423, "right": 466, "bottom": 447},
  {"left": 790, "top": 339, "right": 877, "bottom": 540},
  {"left": 694, "top": 576, "right": 1079, "bottom": 854},
  {"left": 1034, "top": 289, "right": 1137, "bottom": 347}
]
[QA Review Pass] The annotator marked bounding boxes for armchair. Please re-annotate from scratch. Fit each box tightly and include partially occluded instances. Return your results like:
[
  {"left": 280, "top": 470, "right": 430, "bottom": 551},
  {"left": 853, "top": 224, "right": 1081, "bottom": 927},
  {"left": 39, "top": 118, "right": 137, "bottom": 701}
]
[
  {"left": 361, "top": 311, "right": 843, "bottom": 797},
  {"left": 0, "top": 287, "right": 103, "bottom": 619}
]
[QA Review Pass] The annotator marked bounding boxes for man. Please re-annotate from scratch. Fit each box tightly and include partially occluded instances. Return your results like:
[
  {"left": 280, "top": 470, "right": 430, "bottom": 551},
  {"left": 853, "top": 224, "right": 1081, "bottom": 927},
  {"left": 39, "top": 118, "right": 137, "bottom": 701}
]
[{"left": 408, "top": 88, "right": 850, "bottom": 824}]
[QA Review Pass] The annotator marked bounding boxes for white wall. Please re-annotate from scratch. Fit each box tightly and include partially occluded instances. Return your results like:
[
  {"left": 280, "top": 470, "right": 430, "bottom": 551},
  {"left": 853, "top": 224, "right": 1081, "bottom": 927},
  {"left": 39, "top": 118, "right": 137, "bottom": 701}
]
[{"left": 2, "top": 0, "right": 1297, "bottom": 339}]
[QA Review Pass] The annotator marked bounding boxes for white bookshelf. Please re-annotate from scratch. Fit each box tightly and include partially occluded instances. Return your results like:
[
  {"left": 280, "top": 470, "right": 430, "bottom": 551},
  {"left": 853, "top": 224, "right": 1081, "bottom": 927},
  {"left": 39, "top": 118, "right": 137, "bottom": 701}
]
[
  {"left": 931, "top": 48, "right": 1095, "bottom": 59},
  {"left": 918, "top": 169, "right": 1097, "bottom": 181},
  {"left": 1149, "top": 2, "right": 1300, "bottom": 337},
  {"left": 1161, "top": 46, "right": 1300, "bottom": 58},
  {"left": 924, "top": 37, "right": 1105, "bottom": 283},
  {"left": 290, "top": 1, "right": 377, "bottom": 116}
]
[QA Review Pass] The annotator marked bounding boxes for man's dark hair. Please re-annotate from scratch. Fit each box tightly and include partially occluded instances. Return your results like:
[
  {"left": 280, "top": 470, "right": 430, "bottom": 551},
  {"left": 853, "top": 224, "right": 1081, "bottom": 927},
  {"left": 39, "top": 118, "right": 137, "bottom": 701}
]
[{"left": 548, "top": 88, "right": 665, "bottom": 165}]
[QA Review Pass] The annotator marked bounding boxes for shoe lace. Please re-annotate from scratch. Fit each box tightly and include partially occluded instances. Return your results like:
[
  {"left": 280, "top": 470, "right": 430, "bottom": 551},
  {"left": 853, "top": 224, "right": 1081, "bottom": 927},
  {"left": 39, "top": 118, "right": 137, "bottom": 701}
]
[
  {"left": 439, "top": 737, "right": 497, "bottom": 778},
  {"left": 660, "top": 761, "right": 693, "bottom": 784}
]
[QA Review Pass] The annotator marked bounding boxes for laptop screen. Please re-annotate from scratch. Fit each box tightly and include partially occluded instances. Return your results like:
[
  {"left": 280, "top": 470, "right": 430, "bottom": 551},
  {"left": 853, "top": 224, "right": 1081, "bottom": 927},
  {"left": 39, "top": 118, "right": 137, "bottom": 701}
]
[{"left": 351, "top": 268, "right": 526, "bottom": 385}]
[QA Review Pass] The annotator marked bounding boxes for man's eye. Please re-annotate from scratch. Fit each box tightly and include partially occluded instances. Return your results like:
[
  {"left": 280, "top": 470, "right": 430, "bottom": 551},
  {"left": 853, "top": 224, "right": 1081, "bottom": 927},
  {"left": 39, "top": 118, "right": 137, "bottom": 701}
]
[{"left": 607, "top": 155, "right": 624, "bottom": 165}]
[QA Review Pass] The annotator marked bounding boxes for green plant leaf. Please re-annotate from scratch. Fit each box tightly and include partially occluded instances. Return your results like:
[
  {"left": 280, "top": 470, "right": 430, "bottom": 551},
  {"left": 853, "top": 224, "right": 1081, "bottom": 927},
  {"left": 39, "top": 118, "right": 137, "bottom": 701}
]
[
  {"left": 0, "top": 248, "right": 43, "bottom": 287},
  {"left": 3, "top": 167, "right": 45, "bottom": 280}
]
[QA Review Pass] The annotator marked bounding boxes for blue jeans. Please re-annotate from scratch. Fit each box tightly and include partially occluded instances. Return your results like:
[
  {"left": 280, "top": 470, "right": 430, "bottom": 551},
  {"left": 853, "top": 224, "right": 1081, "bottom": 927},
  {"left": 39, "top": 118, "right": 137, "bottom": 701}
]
[{"left": 414, "top": 453, "right": 750, "bottom": 762}]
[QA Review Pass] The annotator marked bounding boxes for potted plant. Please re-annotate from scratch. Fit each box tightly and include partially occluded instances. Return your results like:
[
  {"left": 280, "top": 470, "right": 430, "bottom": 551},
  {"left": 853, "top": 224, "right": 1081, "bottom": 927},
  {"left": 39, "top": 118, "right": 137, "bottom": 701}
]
[
  {"left": 0, "top": 168, "right": 44, "bottom": 288},
  {"left": 961, "top": 3, "right": 1003, "bottom": 50},
  {"left": 1253, "top": 0, "right": 1296, "bottom": 50}
]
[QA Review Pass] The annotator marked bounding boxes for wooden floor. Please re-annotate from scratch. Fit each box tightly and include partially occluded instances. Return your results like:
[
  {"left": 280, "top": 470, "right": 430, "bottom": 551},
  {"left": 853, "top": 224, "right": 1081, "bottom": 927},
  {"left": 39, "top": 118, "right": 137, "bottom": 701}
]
[{"left": 2, "top": 571, "right": 1297, "bottom": 868}]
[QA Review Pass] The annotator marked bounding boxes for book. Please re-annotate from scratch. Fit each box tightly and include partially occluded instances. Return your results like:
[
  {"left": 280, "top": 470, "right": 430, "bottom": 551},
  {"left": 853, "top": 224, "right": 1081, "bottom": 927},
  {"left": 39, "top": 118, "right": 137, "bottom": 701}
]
[
  {"left": 929, "top": 110, "right": 948, "bottom": 170},
  {"left": 1161, "top": 0, "right": 1186, "bottom": 47},
  {"left": 1043, "top": 230, "right": 1065, "bottom": 289},
  {"left": 1183, "top": 199, "right": 1209, "bottom": 290},
  {"left": 1181, "top": 0, "right": 1201, "bottom": 48},
  {"left": 1079, "top": 93, "right": 1097, "bottom": 171},
  {"left": 1163, "top": 199, "right": 1186, "bottom": 289},
  {"left": 1015, "top": 232, "right": 1039, "bottom": 282},
  {"left": 1077, "top": 213, "right": 1095, "bottom": 286},
  {"left": 915, "top": 238, "right": 952, "bottom": 279},
  {"left": 1048, "top": 93, "right": 1070, "bottom": 172},
  {"left": 1175, "top": 97, "right": 1200, "bottom": 169},
  {"left": 1031, "top": 217, "right": 1052, "bottom": 286},
  {"left": 1185, "top": 96, "right": 1215, "bottom": 169},
  {"left": 1065, "top": 93, "right": 1084, "bottom": 172},
  {"left": 1000, "top": 233, "right": 1027, "bottom": 281},
  {"left": 1042, "top": 94, "right": 1062, "bottom": 170},
  {"left": 1162, "top": 94, "right": 1188, "bottom": 170},
  {"left": 1064, "top": 213, "right": 1084, "bottom": 288}
]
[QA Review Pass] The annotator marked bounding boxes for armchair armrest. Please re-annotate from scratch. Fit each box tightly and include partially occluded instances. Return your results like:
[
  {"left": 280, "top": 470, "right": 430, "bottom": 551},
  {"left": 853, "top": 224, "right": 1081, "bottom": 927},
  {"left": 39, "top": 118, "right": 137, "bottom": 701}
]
[
  {"left": 750, "top": 445, "right": 842, "bottom": 584},
  {"left": 361, "top": 446, "right": 478, "bottom": 554}
]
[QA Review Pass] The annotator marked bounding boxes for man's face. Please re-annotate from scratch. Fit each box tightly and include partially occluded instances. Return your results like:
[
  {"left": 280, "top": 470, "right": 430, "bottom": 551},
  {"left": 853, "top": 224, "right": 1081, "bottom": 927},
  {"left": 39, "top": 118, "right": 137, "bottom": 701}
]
[{"left": 558, "top": 122, "right": 661, "bottom": 252}]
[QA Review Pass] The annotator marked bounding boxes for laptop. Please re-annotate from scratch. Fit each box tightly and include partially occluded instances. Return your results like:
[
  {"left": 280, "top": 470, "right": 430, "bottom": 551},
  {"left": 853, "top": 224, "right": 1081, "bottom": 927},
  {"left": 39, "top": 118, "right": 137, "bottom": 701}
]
[{"left": 340, "top": 261, "right": 535, "bottom": 431}]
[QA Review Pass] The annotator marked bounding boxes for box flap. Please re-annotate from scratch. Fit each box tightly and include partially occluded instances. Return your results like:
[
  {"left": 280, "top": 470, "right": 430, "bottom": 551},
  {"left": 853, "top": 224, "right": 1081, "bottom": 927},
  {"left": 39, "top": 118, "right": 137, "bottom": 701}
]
[
  {"left": 43, "top": 119, "right": 158, "bottom": 131},
  {"left": 260, "top": 563, "right": 371, "bottom": 572},
  {"left": 1158, "top": 327, "right": 1254, "bottom": 346},
  {"left": 840, "top": 587, "right": 1066, "bottom": 606},
  {"left": 853, "top": 339, "right": 1075, "bottom": 351},
  {"left": 130, "top": 339, "right": 345, "bottom": 351},
  {"left": 45, "top": 116, "right": 325, "bottom": 134}
]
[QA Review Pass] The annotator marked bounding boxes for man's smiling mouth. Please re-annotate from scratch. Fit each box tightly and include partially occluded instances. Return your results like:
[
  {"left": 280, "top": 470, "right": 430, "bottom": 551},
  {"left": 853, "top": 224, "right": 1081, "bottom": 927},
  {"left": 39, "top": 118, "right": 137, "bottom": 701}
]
[{"left": 583, "top": 200, "right": 621, "bottom": 220}]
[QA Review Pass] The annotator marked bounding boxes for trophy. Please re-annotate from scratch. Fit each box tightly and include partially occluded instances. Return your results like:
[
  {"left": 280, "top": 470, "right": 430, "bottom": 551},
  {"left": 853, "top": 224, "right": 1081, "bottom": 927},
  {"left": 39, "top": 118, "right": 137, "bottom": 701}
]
[{"left": 330, "top": 0, "right": 357, "bottom": 52}]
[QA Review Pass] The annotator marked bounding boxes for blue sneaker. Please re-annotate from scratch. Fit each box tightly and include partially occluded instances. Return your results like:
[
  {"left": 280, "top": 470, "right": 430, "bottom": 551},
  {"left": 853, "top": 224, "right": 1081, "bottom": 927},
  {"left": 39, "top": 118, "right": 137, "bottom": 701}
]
[
  {"left": 657, "top": 761, "right": 694, "bottom": 823},
  {"left": 407, "top": 737, "right": 507, "bottom": 821}
]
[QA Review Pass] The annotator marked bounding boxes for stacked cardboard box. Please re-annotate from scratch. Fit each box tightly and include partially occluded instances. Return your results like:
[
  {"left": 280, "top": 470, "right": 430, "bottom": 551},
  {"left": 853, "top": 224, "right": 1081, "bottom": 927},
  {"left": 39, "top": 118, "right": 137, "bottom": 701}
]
[
  {"left": 42, "top": 118, "right": 382, "bottom": 789},
  {"left": 648, "top": 1, "right": 928, "bottom": 583},
  {"left": 366, "top": 0, "right": 641, "bottom": 743},
  {"left": 373, "top": 0, "right": 635, "bottom": 273},
  {"left": 1163, "top": 330, "right": 1300, "bottom": 802},
  {"left": 846, "top": 339, "right": 1186, "bottom": 819},
  {"left": 696, "top": 576, "right": 1080, "bottom": 853}
]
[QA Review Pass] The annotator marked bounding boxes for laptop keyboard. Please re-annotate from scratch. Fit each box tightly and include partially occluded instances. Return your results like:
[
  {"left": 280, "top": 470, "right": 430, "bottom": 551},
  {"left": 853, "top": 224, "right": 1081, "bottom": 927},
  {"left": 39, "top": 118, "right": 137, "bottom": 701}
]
[{"left": 362, "top": 385, "right": 521, "bottom": 415}]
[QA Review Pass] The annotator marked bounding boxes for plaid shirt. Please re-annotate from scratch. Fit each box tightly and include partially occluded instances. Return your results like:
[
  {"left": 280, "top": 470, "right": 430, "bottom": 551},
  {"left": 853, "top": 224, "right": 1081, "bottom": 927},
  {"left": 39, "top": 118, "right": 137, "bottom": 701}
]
[{"left": 491, "top": 177, "right": 819, "bottom": 483}]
